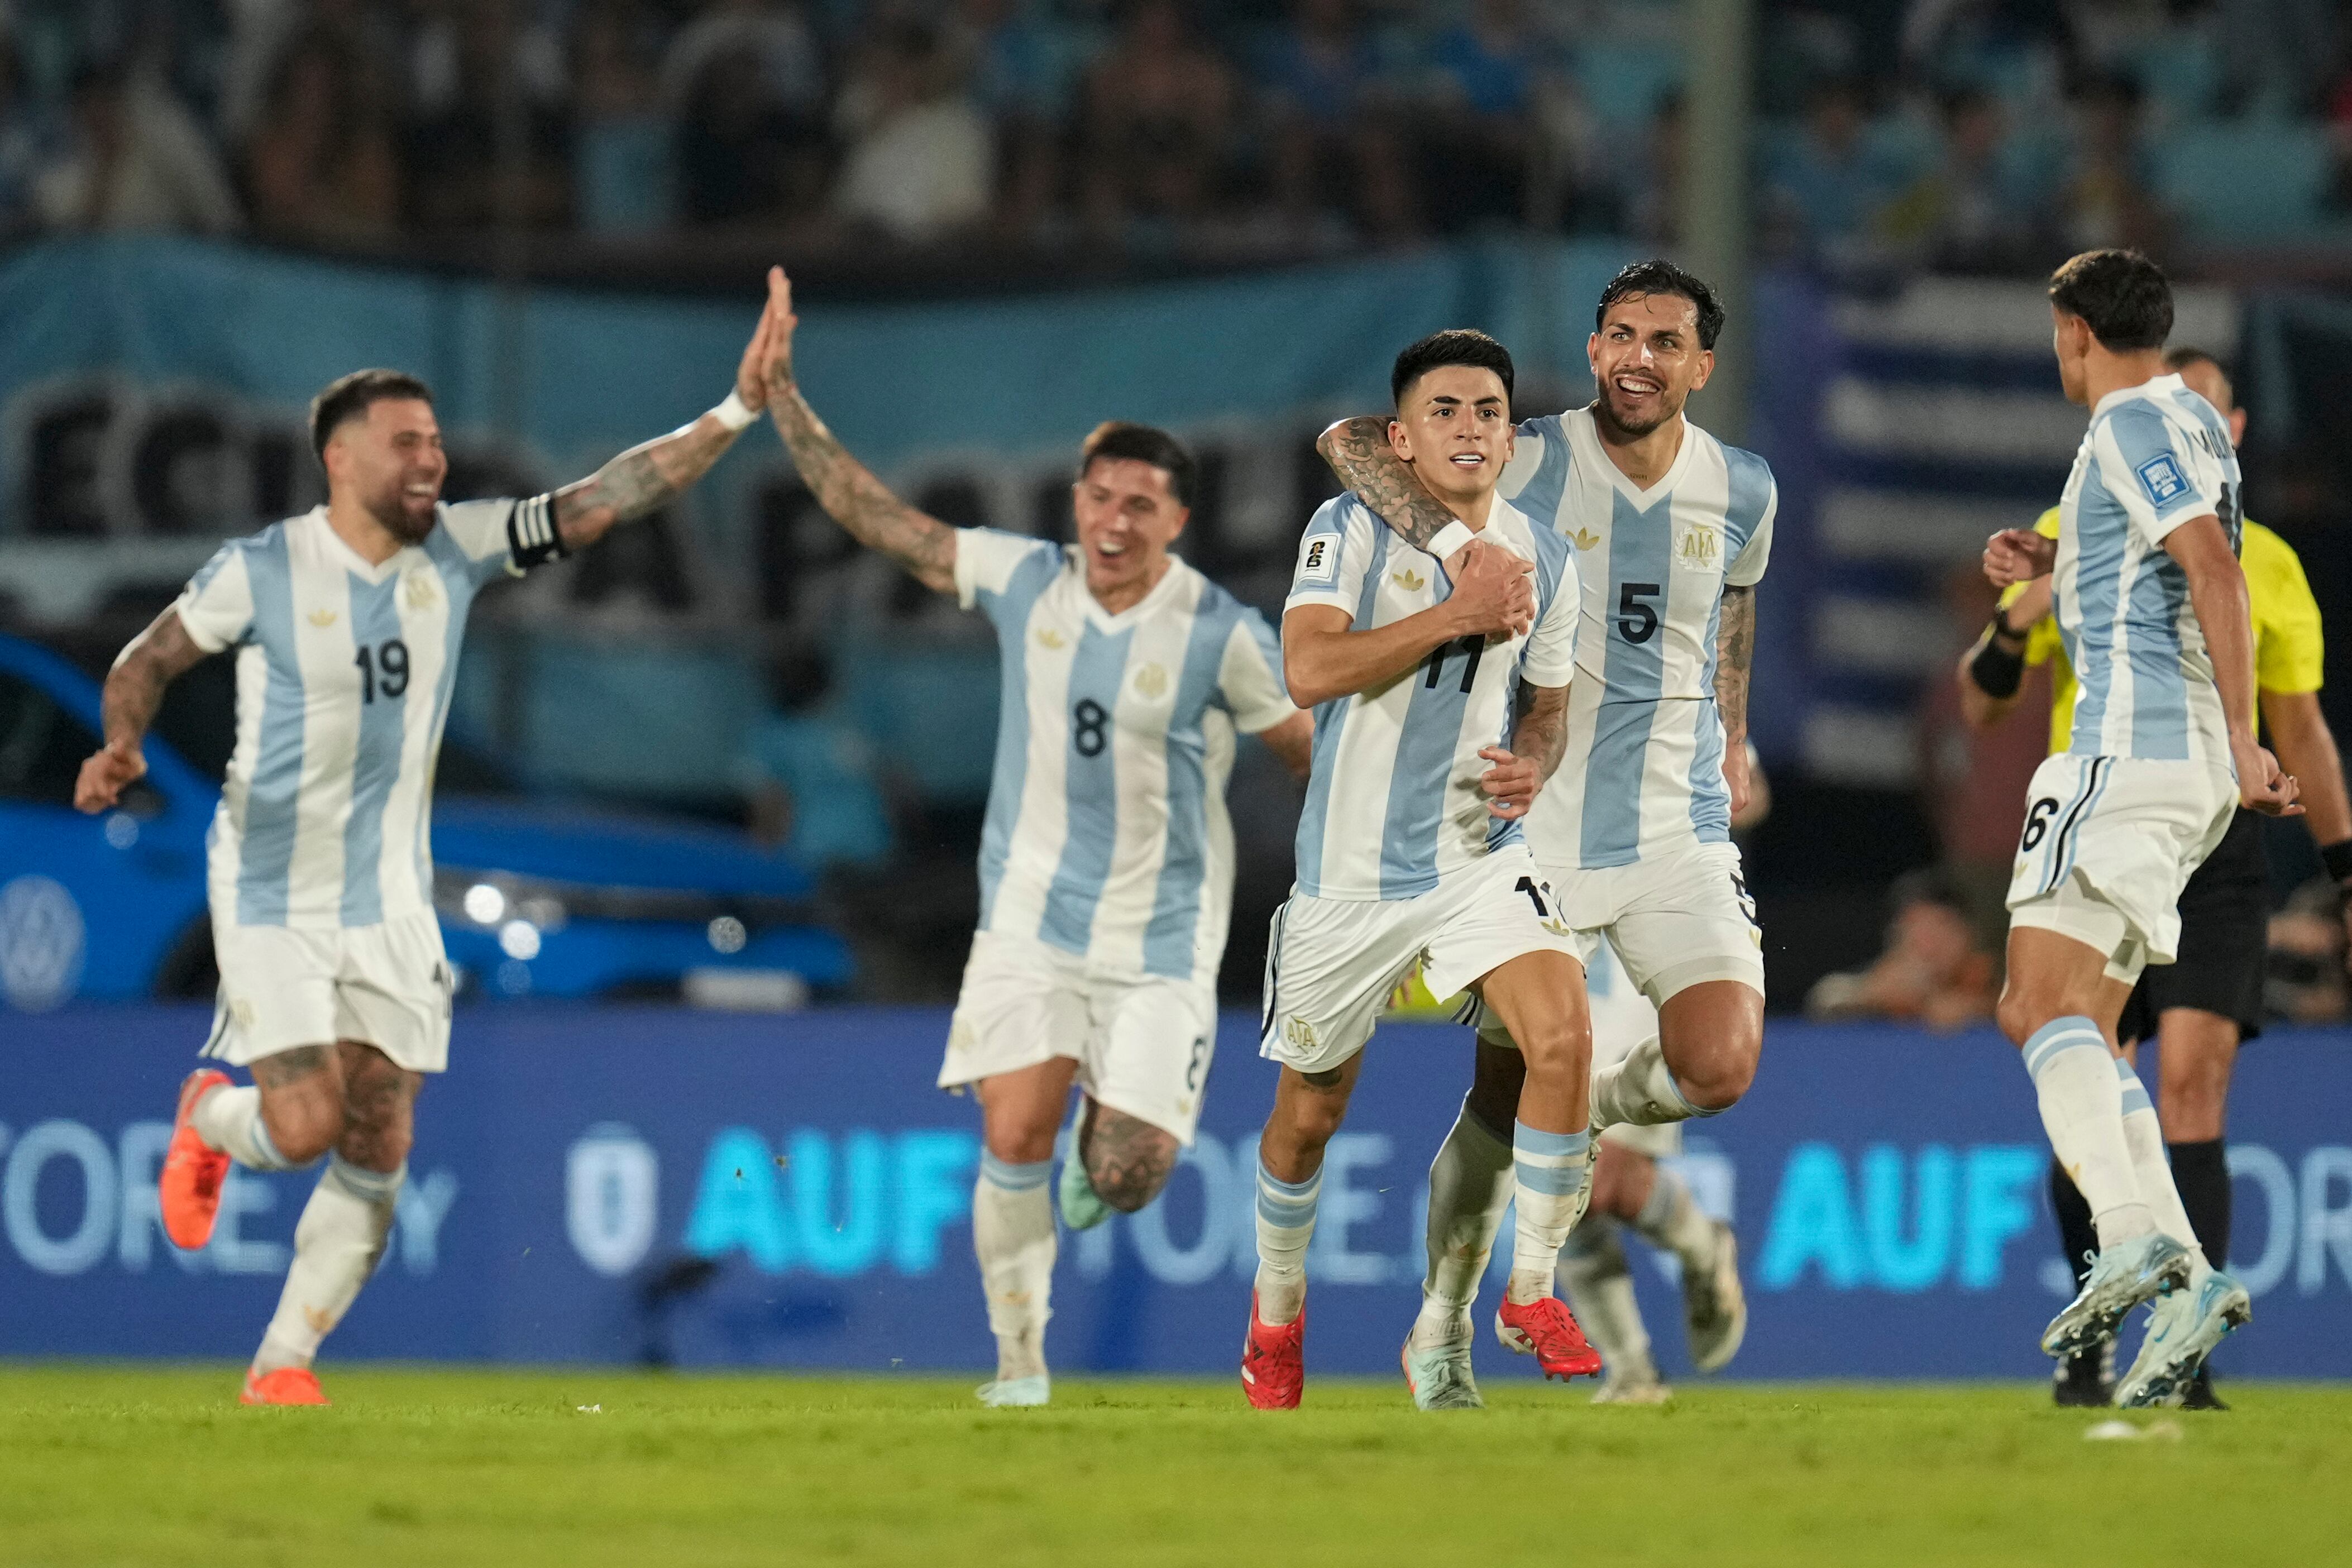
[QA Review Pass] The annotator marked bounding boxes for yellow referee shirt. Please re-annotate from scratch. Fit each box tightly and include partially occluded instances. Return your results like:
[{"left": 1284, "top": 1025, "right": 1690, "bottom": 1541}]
[{"left": 2002, "top": 507, "right": 2325, "bottom": 757}]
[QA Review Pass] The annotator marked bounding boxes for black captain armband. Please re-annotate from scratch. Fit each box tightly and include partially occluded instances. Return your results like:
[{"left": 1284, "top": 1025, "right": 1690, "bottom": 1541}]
[
  {"left": 1967, "top": 611, "right": 2027, "bottom": 699},
  {"left": 2321, "top": 838, "right": 2352, "bottom": 888},
  {"left": 506, "top": 494, "right": 567, "bottom": 571}
]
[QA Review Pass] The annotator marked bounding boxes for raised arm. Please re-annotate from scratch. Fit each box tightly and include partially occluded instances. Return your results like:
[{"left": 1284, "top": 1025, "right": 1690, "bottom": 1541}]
[
  {"left": 1715, "top": 584, "right": 1757, "bottom": 812},
  {"left": 75, "top": 608, "right": 209, "bottom": 812},
  {"left": 2167, "top": 516, "right": 2298, "bottom": 815},
  {"left": 1317, "top": 417, "right": 1469, "bottom": 555},
  {"left": 551, "top": 290, "right": 782, "bottom": 554},
  {"left": 757, "top": 266, "right": 957, "bottom": 595},
  {"left": 1281, "top": 541, "right": 1530, "bottom": 708}
]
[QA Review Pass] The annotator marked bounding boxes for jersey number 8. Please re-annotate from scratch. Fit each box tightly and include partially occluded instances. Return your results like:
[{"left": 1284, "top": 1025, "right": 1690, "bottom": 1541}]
[{"left": 1073, "top": 698, "right": 1110, "bottom": 757}]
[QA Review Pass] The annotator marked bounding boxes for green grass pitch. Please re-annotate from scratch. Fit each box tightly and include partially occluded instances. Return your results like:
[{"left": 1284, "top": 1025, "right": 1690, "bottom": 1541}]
[{"left": 2, "top": 1367, "right": 2341, "bottom": 1567}]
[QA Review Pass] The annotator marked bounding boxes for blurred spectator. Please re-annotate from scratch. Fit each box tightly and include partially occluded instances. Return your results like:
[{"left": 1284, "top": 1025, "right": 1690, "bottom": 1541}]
[
  {"left": 244, "top": 30, "right": 401, "bottom": 245},
  {"left": 572, "top": 0, "right": 674, "bottom": 236},
  {"left": 1760, "top": 77, "right": 1883, "bottom": 261},
  {"left": 400, "top": 0, "right": 572, "bottom": 231},
  {"left": 1418, "top": 0, "right": 1557, "bottom": 231},
  {"left": 2329, "top": 61, "right": 2352, "bottom": 214},
  {"left": 737, "top": 654, "right": 895, "bottom": 869},
  {"left": 1620, "top": 90, "right": 1684, "bottom": 246},
  {"left": 34, "top": 60, "right": 242, "bottom": 235},
  {"left": 1804, "top": 868, "right": 1999, "bottom": 1030},
  {"left": 2054, "top": 72, "right": 2164, "bottom": 255},
  {"left": 834, "top": 18, "right": 993, "bottom": 245},
  {"left": 0, "top": 33, "right": 47, "bottom": 236},
  {"left": 1079, "top": 0, "right": 1237, "bottom": 243},
  {"left": 1254, "top": 0, "right": 1415, "bottom": 240},
  {"left": 2265, "top": 879, "right": 2349, "bottom": 1024},
  {"left": 1874, "top": 88, "right": 2039, "bottom": 273},
  {"left": 667, "top": 0, "right": 830, "bottom": 228},
  {"left": 945, "top": 0, "right": 1082, "bottom": 239}
]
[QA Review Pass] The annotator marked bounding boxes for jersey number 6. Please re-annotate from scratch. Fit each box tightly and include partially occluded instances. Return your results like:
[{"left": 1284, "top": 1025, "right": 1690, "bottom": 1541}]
[{"left": 2020, "top": 796, "right": 2059, "bottom": 851}]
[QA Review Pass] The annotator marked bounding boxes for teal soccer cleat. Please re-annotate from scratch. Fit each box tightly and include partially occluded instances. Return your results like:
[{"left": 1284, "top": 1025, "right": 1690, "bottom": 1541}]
[
  {"left": 2040, "top": 1232, "right": 2190, "bottom": 1360},
  {"left": 1059, "top": 1154, "right": 1113, "bottom": 1232},
  {"left": 2114, "top": 1270, "right": 2251, "bottom": 1409},
  {"left": 1400, "top": 1335, "right": 1485, "bottom": 1411}
]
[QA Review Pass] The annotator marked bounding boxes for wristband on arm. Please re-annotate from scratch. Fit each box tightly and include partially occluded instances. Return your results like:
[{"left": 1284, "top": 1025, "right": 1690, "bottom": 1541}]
[
  {"left": 1967, "top": 613, "right": 2026, "bottom": 699},
  {"left": 712, "top": 389, "right": 759, "bottom": 432},
  {"left": 1427, "top": 519, "right": 1476, "bottom": 562}
]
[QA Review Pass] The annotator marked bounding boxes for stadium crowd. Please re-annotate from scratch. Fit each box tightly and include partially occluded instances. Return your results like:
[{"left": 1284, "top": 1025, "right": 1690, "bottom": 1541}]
[{"left": 0, "top": 0, "right": 2347, "bottom": 267}]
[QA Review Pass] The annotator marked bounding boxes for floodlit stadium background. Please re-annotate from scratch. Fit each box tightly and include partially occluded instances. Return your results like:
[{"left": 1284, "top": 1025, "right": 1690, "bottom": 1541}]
[{"left": 3, "top": 0, "right": 2351, "bottom": 1379}]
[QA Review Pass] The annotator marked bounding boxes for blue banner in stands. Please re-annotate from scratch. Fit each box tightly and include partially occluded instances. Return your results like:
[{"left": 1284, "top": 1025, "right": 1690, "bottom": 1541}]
[{"left": 5, "top": 1007, "right": 2348, "bottom": 1381}]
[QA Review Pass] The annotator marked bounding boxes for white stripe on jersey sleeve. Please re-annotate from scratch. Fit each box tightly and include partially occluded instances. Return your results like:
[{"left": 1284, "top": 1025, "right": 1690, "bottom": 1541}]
[
  {"left": 954, "top": 527, "right": 1053, "bottom": 610},
  {"left": 1726, "top": 483, "right": 1777, "bottom": 587},
  {"left": 1497, "top": 419, "right": 1552, "bottom": 501},
  {"left": 1286, "top": 502, "right": 1370, "bottom": 615},
  {"left": 1521, "top": 544, "right": 1579, "bottom": 687},
  {"left": 2092, "top": 404, "right": 2224, "bottom": 552},
  {"left": 1218, "top": 614, "right": 1294, "bottom": 733},
  {"left": 174, "top": 544, "right": 256, "bottom": 654}
]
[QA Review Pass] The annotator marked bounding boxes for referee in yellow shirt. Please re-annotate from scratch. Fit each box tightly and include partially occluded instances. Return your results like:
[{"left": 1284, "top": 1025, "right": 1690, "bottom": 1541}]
[{"left": 1958, "top": 347, "right": 2352, "bottom": 1409}]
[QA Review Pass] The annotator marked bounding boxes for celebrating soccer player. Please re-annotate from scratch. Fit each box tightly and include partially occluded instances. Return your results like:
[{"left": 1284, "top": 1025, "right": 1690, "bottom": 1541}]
[
  {"left": 1980, "top": 249, "right": 2297, "bottom": 1407},
  {"left": 1317, "top": 261, "right": 1772, "bottom": 1404},
  {"left": 752, "top": 266, "right": 1313, "bottom": 1408},
  {"left": 74, "top": 300, "right": 790, "bottom": 1404},
  {"left": 1964, "top": 341, "right": 2350, "bottom": 1407},
  {"left": 1246, "top": 329, "right": 1595, "bottom": 1412}
]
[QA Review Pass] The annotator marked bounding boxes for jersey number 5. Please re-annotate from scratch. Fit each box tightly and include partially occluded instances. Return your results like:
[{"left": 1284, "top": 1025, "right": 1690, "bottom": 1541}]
[
  {"left": 354, "top": 638, "right": 410, "bottom": 704},
  {"left": 1617, "top": 583, "right": 1661, "bottom": 644}
]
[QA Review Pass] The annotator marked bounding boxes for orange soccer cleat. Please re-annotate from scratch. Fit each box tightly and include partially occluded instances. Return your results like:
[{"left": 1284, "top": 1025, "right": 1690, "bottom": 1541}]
[
  {"left": 1495, "top": 1294, "right": 1604, "bottom": 1380},
  {"left": 241, "top": 1367, "right": 331, "bottom": 1406},
  {"left": 1241, "top": 1292, "right": 1306, "bottom": 1410},
  {"left": 160, "top": 1069, "right": 233, "bottom": 1250}
]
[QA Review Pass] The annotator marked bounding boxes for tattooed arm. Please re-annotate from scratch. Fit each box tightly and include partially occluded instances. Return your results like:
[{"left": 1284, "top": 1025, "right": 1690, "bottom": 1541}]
[
  {"left": 1316, "top": 417, "right": 1469, "bottom": 554},
  {"left": 75, "top": 608, "right": 208, "bottom": 811},
  {"left": 551, "top": 290, "right": 783, "bottom": 553},
  {"left": 1480, "top": 682, "right": 1570, "bottom": 820},
  {"left": 756, "top": 266, "right": 958, "bottom": 595},
  {"left": 1716, "top": 585, "right": 1757, "bottom": 814}
]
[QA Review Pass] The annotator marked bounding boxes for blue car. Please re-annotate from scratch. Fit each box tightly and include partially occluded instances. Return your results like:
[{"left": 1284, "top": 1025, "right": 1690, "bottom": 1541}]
[{"left": 0, "top": 633, "right": 852, "bottom": 1012}]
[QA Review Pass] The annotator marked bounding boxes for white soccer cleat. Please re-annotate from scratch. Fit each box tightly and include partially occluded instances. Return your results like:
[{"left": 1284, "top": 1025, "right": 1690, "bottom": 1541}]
[
  {"left": 1590, "top": 1371, "right": 1671, "bottom": 1406},
  {"left": 1683, "top": 1220, "right": 1748, "bottom": 1374},
  {"left": 2041, "top": 1232, "right": 2190, "bottom": 1360},
  {"left": 2113, "top": 1270, "right": 2251, "bottom": 1409},
  {"left": 1401, "top": 1331, "right": 1485, "bottom": 1411},
  {"left": 976, "top": 1375, "right": 1050, "bottom": 1408}
]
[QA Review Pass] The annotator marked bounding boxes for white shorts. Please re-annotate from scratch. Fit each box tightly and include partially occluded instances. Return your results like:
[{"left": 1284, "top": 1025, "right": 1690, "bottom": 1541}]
[
  {"left": 204, "top": 912, "right": 455, "bottom": 1073},
  {"left": 941, "top": 931, "right": 1217, "bottom": 1143},
  {"left": 1260, "top": 846, "right": 1581, "bottom": 1077},
  {"left": 1554, "top": 841, "right": 1765, "bottom": 1007},
  {"left": 2006, "top": 753, "right": 2236, "bottom": 984}
]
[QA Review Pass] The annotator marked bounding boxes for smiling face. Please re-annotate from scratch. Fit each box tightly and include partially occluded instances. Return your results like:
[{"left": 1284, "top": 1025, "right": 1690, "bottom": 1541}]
[
  {"left": 1389, "top": 363, "right": 1514, "bottom": 509},
  {"left": 1071, "top": 455, "right": 1187, "bottom": 600},
  {"left": 1590, "top": 290, "right": 1713, "bottom": 439},
  {"left": 324, "top": 397, "right": 447, "bottom": 545}
]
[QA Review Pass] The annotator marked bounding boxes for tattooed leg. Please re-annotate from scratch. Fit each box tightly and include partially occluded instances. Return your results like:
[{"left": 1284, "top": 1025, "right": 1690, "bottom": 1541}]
[
  {"left": 335, "top": 1040, "right": 422, "bottom": 1174},
  {"left": 1079, "top": 1100, "right": 1182, "bottom": 1213},
  {"left": 252, "top": 1045, "right": 345, "bottom": 1166}
]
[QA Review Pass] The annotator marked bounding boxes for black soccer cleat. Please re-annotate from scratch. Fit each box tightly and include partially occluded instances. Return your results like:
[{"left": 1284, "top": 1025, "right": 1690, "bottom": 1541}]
[
  {"left": 2052, "top": 1347, "right": 2112, "bottom": 1408},
  {"left": 2181, "top": 1367, "right": 2228, "bottom": 1411}
]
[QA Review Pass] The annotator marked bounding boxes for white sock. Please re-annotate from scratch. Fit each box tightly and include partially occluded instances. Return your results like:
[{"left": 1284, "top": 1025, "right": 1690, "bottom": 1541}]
[
  {"left": 2021, "top": 1019, "right": 2153, "bottom": 1249},
  {"left": 1559, "top": 1218, "right": 1657, "bottom": 1383},
  {"left": 252, "top": 1157, "right": 401, "bottom": 1374},
  {"left": 1628, "top": 1168, "right": 1717, "bottom": 1276},
  {"left": 1410, "top": 1103, "right": 1515, "bottom": 1348},
  {"left": 1589, "top": 1035, "right": 1712, "bottom": 1131},
  {"left": 973, "top": 1153, "right": 1055, "bottom": 1381},
  {"left": 1253, "top": 1159, "right": 1320, "bottom": 1326},
  {"left": 2115, "top": 1058, "right": 2211, "bottom": 1284},
  {"left": 192, "top": 1083, "right": 300, "bottom": 1171},
  {"left": 1507, "top": 1121, "right": 1592, "bottom": 1304}
]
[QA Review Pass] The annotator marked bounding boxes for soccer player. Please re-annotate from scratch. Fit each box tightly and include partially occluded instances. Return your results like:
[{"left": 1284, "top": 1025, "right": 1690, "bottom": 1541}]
[
  {"left": 1981, "top": 249, "right": 2297, "bottom": 1408},
  {"left": 1317, "top": 261, "right": 1771, "bottom": 1403},
  {"left": 73, "top": 303, "right": 790, "bottom": 1404},
  {"left": 1961, "top": 346, "right": 2352, "bottom": 1408},
  {"left": 1245, "top": 329, "right": 1593, "bottom": 1413},
  {"left": 750, "top": 266, "right": 1313, "bottom": 1408}
]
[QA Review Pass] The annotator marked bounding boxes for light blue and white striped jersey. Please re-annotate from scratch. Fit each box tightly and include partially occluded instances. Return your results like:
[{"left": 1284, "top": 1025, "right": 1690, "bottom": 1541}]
[
  {"left": 174, "top": 499, "right": 562, "bottom": 928},
  {"left": 1497, "top": 408, "right": 1775, "bottom": 871},
  {"left": 957, "top": 529, "right": 1295, "bottom": 987},
  {"left": 2054, "top": 372, "right": 2243, "bottom": 765},
  {"left": 1287, "top": 494, "right": 1579, "bottom": 901}
]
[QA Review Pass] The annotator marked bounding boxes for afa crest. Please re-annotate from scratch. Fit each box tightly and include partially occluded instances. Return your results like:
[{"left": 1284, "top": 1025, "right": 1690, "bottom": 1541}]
[
  {"left": 1674, "top": 523, "right": 1721, "bottom": 571},
  {"left": 1132, "top": 662, "right": 1170, "bottom": 699}
]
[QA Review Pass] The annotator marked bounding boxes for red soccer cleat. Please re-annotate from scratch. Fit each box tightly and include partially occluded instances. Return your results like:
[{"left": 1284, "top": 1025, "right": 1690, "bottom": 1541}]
[
  {"left": 1241, "top": 1292, "right": 1305, "bottom": 1409},
  {"left": 241, "top": 1367, "right": 330, "bottom": 1406},
  {"left": 1496, "top": 1294, "right": 1605, "bottom": 1380},
  {"left": 160, "top": 1069, "right": 233, "bottom": 1251}
]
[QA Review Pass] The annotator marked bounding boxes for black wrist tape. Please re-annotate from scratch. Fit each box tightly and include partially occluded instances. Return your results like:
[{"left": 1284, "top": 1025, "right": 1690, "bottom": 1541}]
[{"left": 1968, "top": 635, "right": 2025, "bottom": 699}]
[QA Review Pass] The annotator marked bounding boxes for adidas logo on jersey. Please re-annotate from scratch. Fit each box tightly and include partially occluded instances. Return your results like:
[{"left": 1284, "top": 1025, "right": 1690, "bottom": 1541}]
[
  {"left": 306, "top": 609, "right": 337, "bottom": 627},
  {"left": 1036, "top": 628, "right": 1067, "bottom": 649},
  {"left": 1392, "top": 568, "right": 1426, "bottom": 592},
  {"left": 1568, "top": 527, "right": 1600, "bottom": 551}
]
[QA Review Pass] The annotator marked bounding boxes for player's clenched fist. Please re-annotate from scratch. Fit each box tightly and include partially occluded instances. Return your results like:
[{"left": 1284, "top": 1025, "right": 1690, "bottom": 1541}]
[
  {"left": 75, "top": 737, "right": 145, "bottom": 813},
  {"left": 1983, "top": 528, "right": 2054, "bottom": 587},
  {"left": 1476, "top": 744, "right": 1540, "bottom": 819},
  {"left": 2232, "top": 735, "right": 2303, "bottom": 818},
  {"left": 1447, "top": 538, "right": 1536, "bottom": 640}
]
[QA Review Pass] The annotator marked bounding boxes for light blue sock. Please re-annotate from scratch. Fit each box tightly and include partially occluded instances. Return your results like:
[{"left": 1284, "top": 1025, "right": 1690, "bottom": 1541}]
[{"left": 2021, "top": 1018, "right": 2150, "bottom": 1247}]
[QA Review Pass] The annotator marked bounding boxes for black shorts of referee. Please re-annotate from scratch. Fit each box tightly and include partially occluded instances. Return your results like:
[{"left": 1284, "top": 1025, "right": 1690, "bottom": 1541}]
[{"left": 2119, "top": 807, "right": 2268, "bottom": 1046}]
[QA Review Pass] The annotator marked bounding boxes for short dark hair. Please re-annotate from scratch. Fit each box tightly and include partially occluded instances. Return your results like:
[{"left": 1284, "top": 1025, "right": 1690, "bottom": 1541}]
[
  {"left": 1079, "top": 420, "right": 1195, "bottom": 508},
  {"left": 2164, "top": 345, "right": 2228, "bottom": 380},
  {"left": 1390, "top": 329, "right": 1514, "bottom": 409},
  {"left": 2047, "top": 249, "right": 2172, "bottom": 352},
  {"left": 309, "top": 369, "right": 435, "bottom": 462},
  {"left": 1595, "top": 259, "right": 1726, "bottom": 351}
]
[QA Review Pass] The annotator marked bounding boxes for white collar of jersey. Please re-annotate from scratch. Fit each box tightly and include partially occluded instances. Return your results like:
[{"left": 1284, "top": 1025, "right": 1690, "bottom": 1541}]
[
  {"left": 306, "top": 505, "right": 414, "bottom": 585},
  {"left": 1063, "top": 545, "right": 1189, "bottom": 632},
  {"left": 2089, "top": 372, "right": 2185, "bottom": 423},
  {"left": 1566, "top": 405, "right": 1703, "bottom": 511}
]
